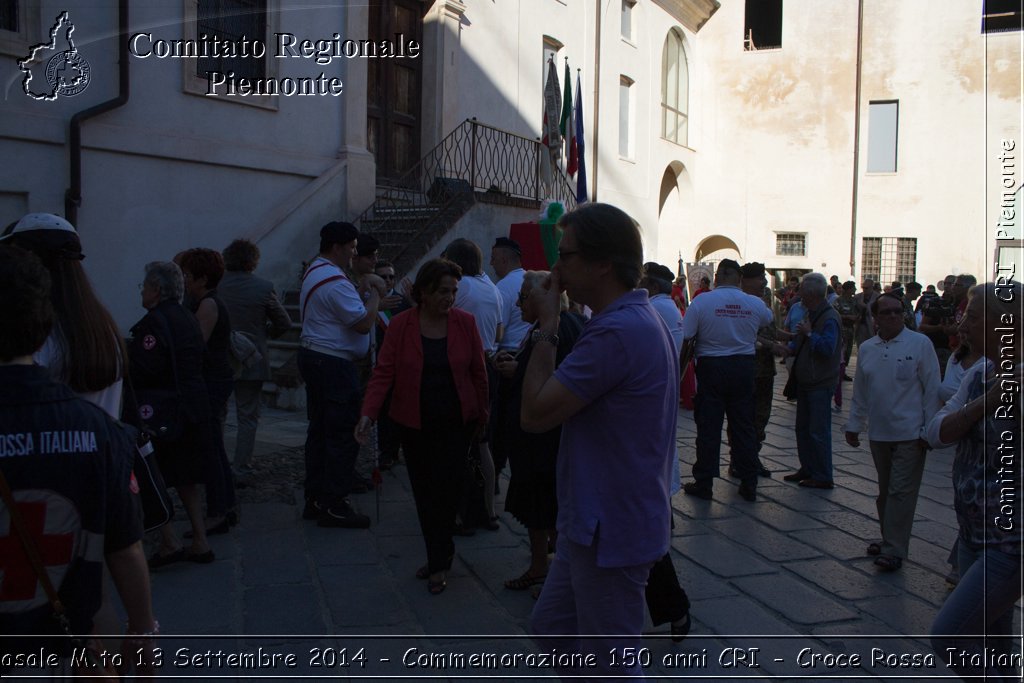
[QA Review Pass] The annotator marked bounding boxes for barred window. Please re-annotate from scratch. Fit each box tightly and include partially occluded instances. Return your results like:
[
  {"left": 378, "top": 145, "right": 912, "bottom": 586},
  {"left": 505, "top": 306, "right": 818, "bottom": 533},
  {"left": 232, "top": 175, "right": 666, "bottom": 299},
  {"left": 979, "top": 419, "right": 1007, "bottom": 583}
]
[
  {"left": 861, "top": 237, "right": 882, "bottom": 283},
  {"left": 775, "top": 232, "right": 806, "bottom": 257},
  {"left": 197, "top": 0, "right": 266, "bottom": 80},
  {"left": 861, "top": 236, "right": 917, "bottom": 284}
]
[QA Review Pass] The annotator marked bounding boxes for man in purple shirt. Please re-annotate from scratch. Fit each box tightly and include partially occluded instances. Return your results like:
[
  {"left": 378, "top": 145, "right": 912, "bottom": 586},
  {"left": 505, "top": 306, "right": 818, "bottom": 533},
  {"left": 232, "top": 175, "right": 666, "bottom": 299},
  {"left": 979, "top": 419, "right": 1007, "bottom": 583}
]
[{"left": 521, "top": 203, "right": 678, "bottom": 679}]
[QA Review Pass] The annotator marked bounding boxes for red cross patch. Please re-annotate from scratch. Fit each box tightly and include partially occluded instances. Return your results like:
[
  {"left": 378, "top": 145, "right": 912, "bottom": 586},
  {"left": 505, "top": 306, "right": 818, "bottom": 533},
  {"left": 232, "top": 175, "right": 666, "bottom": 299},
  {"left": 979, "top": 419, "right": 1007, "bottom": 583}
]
[
  {"left": 139, "top": 404, "right": 154, "bottom": 420},
  {"left": 142, "top": 334, "right": 157, "bottom": 351},
  {"left": 0, "top": 490, "right": 79, "bottom": 607}
]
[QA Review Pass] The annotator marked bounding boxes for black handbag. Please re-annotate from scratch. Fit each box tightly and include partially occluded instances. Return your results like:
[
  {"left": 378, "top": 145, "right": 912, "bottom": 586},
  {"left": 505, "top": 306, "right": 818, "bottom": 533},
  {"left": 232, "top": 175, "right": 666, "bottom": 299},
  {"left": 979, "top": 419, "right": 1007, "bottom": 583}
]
[
  {"left": 135, "top": 308, "right": 185, "bottom": 442},
  {"left": 131, "top": 429, "right": 174, "bottom": 532}
]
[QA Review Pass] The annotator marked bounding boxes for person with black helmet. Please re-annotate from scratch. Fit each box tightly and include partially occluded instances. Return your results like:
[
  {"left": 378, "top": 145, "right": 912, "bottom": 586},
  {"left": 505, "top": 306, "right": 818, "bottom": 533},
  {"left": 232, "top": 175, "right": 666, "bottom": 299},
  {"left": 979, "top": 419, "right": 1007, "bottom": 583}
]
[{"left": 0, "top": 213, "right": 125, "bottom": 418}]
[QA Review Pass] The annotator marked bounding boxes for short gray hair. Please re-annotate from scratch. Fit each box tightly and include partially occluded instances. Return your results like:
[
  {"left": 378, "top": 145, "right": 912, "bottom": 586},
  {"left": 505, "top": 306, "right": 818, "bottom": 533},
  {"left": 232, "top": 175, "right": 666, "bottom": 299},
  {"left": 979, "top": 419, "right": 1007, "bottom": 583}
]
[
  {"left": 144, "top": 261, "right": 184, "bottom": 304},
  {"left": 971, "top": 280, "right": 1022, "bottom": 332},
  {"left": 800, "top": 272, "right": 828, "bottom": 299},
  {"left": 523, "top": 270, "right": 569, "bottom": 311}
]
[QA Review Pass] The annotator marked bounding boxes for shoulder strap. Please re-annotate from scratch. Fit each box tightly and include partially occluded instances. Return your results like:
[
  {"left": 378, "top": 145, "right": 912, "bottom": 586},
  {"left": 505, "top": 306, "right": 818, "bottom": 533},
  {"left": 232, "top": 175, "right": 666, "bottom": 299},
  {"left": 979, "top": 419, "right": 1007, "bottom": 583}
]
[
  {"left": 791, "top": 305, "right": 834, "bottom": 360},
  {"left": 0, "top": 468, "right": 72, "bottom": 634},
  {"left": 302, "top": 274, "right": 347, "bottom": 321},
  {"left": 301, "top": 260, "right": 333, "bottom": 283}
]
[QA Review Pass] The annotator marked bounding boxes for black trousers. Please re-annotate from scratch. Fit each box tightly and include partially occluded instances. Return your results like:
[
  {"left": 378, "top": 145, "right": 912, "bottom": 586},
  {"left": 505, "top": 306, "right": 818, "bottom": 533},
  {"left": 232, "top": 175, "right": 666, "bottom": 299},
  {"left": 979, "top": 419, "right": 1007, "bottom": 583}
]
[{"left": 402, "top": 423, "right": 473, "bottom": 573}]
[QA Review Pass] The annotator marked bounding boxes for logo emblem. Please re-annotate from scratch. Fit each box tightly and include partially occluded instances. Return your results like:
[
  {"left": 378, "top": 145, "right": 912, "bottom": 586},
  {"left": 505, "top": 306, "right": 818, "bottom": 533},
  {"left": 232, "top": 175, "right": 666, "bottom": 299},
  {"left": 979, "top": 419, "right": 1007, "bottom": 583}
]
[
  {"left": 18, "top": 11, "right": 91, "bottom": 100},
  {"left": 142, "top": 334, "right": 157, "bottom": 351}
]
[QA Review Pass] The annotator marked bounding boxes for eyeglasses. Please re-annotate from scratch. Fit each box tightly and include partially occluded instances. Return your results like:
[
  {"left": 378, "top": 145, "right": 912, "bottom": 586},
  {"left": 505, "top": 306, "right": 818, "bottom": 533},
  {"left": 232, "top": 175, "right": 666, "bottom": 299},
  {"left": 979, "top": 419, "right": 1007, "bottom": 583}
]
[{"left": 557, "top": 250, "right": 580, "bottom": 261}]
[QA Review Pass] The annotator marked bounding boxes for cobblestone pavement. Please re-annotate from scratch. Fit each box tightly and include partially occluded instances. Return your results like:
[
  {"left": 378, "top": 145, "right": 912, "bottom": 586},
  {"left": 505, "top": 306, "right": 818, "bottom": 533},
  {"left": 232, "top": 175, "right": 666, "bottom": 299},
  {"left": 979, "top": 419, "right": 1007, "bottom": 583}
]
[{"left": 136, "top": 369, "right": 1021, "bottom": 682}]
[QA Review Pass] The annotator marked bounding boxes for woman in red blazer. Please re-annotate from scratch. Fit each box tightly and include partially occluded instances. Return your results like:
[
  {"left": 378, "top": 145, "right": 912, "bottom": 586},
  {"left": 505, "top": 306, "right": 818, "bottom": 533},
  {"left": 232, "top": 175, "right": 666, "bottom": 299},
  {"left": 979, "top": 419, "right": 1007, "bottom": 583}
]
[{"left": 356, "top": 258, "right": 489, "bottom": 594}]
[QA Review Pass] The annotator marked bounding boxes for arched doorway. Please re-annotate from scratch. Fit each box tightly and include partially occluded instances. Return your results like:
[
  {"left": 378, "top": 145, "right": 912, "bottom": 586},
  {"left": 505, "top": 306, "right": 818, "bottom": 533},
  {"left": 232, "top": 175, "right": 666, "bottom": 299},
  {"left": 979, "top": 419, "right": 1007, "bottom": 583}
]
[
  {"left": 694, "top": 235, "right": 741, "bottom": 265},
  {"left": 657, "top": 162, "right": 694, "bottom": 270}
]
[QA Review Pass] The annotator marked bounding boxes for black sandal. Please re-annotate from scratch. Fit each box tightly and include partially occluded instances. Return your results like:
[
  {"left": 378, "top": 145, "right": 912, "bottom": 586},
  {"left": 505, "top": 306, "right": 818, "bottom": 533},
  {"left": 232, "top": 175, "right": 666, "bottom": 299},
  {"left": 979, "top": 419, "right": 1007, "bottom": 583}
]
[{"left": 874, "top": 555, "right": 902, "bottom": 572}]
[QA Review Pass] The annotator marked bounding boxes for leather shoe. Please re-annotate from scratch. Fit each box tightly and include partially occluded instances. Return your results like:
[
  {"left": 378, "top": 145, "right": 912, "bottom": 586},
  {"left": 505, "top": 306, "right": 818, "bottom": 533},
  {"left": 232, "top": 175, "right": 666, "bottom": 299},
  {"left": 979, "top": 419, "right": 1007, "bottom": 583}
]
[
  {"left": 757, "top": 466, "right": 772, "bottom": 478},
  {"left": 783, "top": 470, "right": 809, "bottom": 482},
  {"left": 738, "top": 485, "right": 756, "bottom": 502},
  {"left": 683, "top": 482, "right": 712, "bottom": 500},
  {"left": 670, "top": 612, "right": 691, "bottom": 643},
  {"left": 799, "top": 478, "right": 835, "bottom": 489}
]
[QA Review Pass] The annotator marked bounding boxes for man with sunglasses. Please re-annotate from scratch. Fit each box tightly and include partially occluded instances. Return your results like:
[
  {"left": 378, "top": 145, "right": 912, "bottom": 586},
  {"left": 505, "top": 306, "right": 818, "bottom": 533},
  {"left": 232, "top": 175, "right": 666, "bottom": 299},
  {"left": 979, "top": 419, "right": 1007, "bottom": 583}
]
[{"left": 845, "top": 292, "right": 941, "bottom": 571}]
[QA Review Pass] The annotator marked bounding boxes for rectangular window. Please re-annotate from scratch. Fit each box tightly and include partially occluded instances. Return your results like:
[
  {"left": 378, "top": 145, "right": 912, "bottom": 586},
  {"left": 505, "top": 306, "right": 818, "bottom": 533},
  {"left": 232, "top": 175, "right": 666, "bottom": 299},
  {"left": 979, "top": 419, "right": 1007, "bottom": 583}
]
[
  {"left": 744, "top": 0, "right": 783, "bottom": 51},
  {"left": 862, "top": 237, "right": 917, "bottom": 284},
  {"left": 861, "top": 237, "right": 882, "bottom": 283},
  {"left": 895, "top": 238, "right": 917, "bottom": 283},
  {"left": 983, "top": 0, "right": 1023, "bottom": 33},
  {"left": 0, "top": 1, "right": 18, "bottom": 32},
  {"left": 867, "top": 101, "right": 899, "bottom": 173},
  {"left": 620, "top": 0, "right": 635, "bottom": 40},
  {"left": 197, "top": 0, "right": 267, "bottom": 80},
  {"left": 619, "top": 77, "right": 633, "bottom": 158},
  {"left": 775, "top": 233, "right": 806, "bottom": 257}
]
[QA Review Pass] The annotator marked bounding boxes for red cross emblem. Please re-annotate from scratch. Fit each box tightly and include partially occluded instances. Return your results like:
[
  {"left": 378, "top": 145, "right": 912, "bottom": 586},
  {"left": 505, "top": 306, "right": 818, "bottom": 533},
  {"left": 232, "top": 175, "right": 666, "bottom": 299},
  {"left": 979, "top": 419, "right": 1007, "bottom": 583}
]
[
  {"left": 139, "top": 404, "right": 154, "bottom": 420},
  {"left": 142, "top": 334, "right": 157, "bottom": 351},
  {"left": 0, "top": 492, "right": 77, "bottom": 604}
]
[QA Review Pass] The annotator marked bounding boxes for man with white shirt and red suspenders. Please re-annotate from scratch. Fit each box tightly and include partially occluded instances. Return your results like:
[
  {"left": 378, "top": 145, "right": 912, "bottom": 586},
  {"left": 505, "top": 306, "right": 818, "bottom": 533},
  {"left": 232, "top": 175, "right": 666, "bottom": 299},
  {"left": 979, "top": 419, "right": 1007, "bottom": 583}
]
[{"left": 298, "top": 222, "right": 386, "bottom": 528}]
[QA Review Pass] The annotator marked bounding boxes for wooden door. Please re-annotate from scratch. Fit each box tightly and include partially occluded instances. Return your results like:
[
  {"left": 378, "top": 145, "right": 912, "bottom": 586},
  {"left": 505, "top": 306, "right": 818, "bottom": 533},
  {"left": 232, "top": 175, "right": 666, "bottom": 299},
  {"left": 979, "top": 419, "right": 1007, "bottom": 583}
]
[{"left": 367, "top": 0, "right": 424, "bottom": 185}]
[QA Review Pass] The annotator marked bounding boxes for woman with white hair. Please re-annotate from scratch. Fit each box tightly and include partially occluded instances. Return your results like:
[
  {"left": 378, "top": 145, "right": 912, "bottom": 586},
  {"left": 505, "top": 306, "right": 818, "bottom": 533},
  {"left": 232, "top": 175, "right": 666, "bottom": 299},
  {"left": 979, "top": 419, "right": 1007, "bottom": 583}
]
[{"left": 129, "top": 261, "right": 215, "bottom": 567}]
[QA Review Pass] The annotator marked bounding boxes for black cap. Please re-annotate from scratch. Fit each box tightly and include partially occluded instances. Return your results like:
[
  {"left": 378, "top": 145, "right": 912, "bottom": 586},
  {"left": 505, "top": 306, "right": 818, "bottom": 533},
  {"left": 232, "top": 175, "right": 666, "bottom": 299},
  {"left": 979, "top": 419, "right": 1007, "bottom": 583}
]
[
  {"left": 740, "top": 262, "right": 765, "bottom": 279},
  {"left": 643, "top": 262, "right": 675, "bottom": 283},
  {"left": 716, "top": 258, "right": 741, "bottom": 276},
  {"left": 842, "top": 280, "right": 856, "bottom": 290},
  {"left": 320, "top": 221, "right": 358, "bottom": 246},
  {"left": 356, "top": 232, "right": 380, "bottom": 256},
  {"left": 493, "top": 236, "right": 521, "bottom": 255}
]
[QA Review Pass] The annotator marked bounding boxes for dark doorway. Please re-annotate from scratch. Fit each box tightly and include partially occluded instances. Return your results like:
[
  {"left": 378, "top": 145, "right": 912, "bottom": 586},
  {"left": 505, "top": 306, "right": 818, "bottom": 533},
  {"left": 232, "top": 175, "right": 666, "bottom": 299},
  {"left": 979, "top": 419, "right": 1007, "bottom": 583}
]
[{"left": 367, "top": 0, "right": 424, "bottom": 184}]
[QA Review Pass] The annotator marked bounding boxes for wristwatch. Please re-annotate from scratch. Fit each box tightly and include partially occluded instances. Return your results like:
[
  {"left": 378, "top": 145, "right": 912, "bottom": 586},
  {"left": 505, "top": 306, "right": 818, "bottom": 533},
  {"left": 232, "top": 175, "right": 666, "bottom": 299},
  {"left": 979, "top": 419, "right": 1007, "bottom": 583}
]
[{"left": 531, "top": 330, "right": 559, "bottom": 347}]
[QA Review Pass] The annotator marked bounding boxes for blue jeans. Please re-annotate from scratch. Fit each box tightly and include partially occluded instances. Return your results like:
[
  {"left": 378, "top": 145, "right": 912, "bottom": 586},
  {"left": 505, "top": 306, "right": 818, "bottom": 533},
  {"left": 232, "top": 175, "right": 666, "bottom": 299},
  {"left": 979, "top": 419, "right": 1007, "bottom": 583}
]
[
  {"left": 693, "top": 355, "right": 760, "bottom": 486},
  {"left": 298, "top": 349, "right": 361, "bottom": 507},
  {"left": 795, "top": 386, "right": 834, "bottom": 482},
  {"left": 931, "top": 543, "right": 1022, "bottom": 682}
]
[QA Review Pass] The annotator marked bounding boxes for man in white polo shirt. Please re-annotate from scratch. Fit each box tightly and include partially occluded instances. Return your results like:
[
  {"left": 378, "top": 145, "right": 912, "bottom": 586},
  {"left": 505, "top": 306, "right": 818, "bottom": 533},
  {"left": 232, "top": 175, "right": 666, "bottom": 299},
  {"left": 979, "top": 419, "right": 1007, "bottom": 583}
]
[
  {"left": 299, "top": 221, "right": 386, "bottom": 528},
  {"left": 681, "top": 259, "right": 774, "bottom": 502},
  {"left": 491, "top": 236, "right": 530, "bottom": 352},
  {"left": 845, "top": 292, "right": 941, "bottom": 571}
]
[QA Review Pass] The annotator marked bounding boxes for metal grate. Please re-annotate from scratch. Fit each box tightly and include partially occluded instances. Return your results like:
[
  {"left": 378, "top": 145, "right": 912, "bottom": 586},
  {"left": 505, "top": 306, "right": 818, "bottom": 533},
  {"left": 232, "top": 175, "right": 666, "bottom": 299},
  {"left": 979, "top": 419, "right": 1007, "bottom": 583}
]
[
  {"left": 861, "top": 236, "right": 917, "bottom": 284},
  {"left": 196, "top": 0, "right": 266, "bottom": 80},
  {"left": 776, "top": 233, "right": 806, "bottom": 256}
]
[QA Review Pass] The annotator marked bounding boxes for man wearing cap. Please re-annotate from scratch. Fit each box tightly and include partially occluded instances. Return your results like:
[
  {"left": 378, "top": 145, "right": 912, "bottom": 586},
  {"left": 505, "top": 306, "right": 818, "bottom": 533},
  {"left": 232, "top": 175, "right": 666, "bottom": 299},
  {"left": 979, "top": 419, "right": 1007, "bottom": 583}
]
[
  {"left": 681, "top": 259, "right": 774, "bottom": 502},
  {"left": 834, "top": 281, "right": 859, "bottom": 381},
  {"left": 298, "top": 221, "right": 386, "bottom": 528},
  {"left": 491, "top": 237, "right": 530, "bottom": 352}
]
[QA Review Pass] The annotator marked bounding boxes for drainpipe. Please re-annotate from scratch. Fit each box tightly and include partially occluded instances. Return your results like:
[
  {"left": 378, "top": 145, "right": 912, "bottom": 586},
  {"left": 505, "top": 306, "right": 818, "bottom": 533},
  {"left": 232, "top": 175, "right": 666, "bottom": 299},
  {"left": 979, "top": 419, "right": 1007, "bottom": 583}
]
[
  {"left": 65, "top": 0, "right": 130, "bottom": 225},
  {"left": 591, "top": 0, "right": 601, "bottom": 202},
  {"left": 848, "top": 0, "right": 864, "bottom": 278}
]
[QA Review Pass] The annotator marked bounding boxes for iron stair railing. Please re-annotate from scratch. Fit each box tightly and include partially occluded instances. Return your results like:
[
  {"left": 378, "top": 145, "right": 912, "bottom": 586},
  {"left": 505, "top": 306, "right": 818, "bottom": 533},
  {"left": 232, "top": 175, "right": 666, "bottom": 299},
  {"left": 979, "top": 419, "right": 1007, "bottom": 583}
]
[{"left": 356, "top": 118, "right": 576, "bottom": 274}]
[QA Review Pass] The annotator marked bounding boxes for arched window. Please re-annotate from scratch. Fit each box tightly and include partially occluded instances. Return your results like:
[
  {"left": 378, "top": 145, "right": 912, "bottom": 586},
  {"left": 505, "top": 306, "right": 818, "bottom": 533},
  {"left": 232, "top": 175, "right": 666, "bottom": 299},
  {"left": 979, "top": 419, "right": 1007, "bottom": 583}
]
[{"left": 661, "top": 29, "right": 688, "bottom": 146}]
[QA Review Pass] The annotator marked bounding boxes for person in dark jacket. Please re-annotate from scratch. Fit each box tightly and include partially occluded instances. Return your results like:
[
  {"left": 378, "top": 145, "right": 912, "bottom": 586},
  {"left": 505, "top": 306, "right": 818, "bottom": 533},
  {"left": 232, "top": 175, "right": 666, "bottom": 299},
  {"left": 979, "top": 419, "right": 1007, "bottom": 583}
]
[
  {"left": 0, "top": 245, "right": 158, "bottom": 673},
  {"left": 218, "top": 239, "right": 292, "bottom": 477},
  {"left": 129, "top": 260, "right": 215, "bottom": 567}
]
